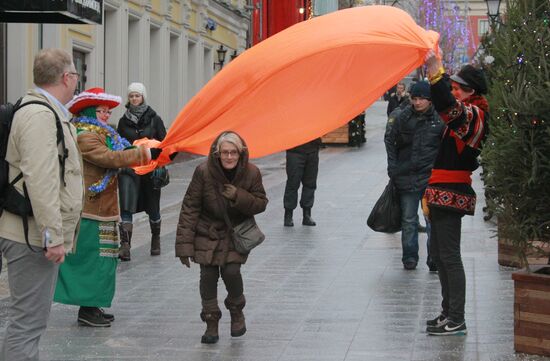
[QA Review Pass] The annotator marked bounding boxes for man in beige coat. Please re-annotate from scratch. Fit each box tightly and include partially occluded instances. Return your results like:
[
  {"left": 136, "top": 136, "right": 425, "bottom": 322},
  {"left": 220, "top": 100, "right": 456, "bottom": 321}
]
[{"left": 0, "top": 48, "right": 83, "bottom": 361}]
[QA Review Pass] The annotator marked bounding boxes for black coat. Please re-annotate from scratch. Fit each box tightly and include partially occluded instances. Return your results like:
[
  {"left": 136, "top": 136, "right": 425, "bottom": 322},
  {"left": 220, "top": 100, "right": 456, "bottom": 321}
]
[
  {"left": 384, "top": 105, "right": 444, "bottom": 192},
  {"left": 117, "top": 106, "right": 167, "bottom": 215},
  {"left": 287, "top": 138, "right": 322, "bottom": 154},
  {"left": 386, "top": 92, "right": 410, "bottom": 116}
]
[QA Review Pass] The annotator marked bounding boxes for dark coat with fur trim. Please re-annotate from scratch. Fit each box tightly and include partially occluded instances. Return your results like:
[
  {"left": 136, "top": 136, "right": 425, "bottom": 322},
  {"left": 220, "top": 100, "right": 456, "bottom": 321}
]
[{"left": 175, "top": 133, "right": 268, "bottom": 265}]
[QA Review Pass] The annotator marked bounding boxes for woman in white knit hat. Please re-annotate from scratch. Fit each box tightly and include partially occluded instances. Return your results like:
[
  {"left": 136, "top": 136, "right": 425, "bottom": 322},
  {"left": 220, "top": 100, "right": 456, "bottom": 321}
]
[{"left": 117, "top": 82, "right": 167, "bottom": 261}]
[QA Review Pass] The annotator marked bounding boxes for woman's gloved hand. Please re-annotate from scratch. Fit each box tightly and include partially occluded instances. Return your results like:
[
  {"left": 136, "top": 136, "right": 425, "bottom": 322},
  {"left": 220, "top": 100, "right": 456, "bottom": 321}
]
[
  {"left": 150, "top": 148, "right": 162, "bottom": 160},
  {"left": 179, "top": 256, "right": 190, "bottom": 268},
  {"left": 221, "top": 184, "right": 238, "bottom": 200}
]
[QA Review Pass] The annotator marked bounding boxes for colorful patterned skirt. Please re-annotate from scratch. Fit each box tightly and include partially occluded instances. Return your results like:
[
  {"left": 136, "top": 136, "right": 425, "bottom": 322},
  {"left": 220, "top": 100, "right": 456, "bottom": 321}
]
[{"left": 54, "top": 219, "right": 119, "bottom": 307}]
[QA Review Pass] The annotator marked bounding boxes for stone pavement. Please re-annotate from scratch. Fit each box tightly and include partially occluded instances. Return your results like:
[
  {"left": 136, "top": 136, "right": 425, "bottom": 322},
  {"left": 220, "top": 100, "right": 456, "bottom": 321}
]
[{"left": 1, "top": 101, "right": 548, "bottom": 361}]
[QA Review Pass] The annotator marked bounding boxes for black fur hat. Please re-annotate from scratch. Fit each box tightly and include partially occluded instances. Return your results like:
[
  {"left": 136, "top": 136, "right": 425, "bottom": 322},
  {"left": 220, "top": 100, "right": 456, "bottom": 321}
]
[{"left": 450, "top": 65, "right": 488, "bottom": 95}]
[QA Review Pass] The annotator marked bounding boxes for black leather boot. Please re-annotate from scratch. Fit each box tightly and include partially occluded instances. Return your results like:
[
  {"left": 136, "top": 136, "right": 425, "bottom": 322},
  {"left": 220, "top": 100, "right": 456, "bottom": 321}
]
[
  {"left": 302, "top": 208, "right": 316, "bottom": 226},
  {"left": 284, "top": 209, "right": 294, "bottom": 227},
  {"left": 118, "top": 223, "right": 132, "bottom": 261},
  {"left": 150, "top": 220, "right": 161, "bottom": 256}
]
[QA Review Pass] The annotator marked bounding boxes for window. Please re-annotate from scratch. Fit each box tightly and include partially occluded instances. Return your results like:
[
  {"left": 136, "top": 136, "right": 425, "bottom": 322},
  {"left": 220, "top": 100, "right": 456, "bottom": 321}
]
[
  {"left": 478, "top": 19, "right": 490, "bottom": 36},
  {"left": 72, "top": 50, "right": 87, "bottom": 94}
]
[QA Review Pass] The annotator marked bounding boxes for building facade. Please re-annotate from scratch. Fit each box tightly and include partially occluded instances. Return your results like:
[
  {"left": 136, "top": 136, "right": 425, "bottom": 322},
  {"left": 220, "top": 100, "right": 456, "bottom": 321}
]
[
  {"left": 0, "top": 0, "right": 251, "bottom": 126},
  {"left": 251, "top": 0, "right": 496, "bottom": 59},
  {"left": 250, "top": 0, "right": 313, "bottom": 45}
]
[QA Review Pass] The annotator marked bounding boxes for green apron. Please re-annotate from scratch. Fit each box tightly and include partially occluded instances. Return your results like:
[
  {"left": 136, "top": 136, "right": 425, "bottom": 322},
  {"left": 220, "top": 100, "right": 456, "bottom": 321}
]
[{"left": 54, "top": 219, "right": 119, "bottom": 307}]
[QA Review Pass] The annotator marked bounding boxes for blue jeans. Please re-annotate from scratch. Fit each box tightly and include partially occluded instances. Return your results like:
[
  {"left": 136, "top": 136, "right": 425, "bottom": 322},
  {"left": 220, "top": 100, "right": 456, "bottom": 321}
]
[{"left": 400, "top": 191, "right": 423, "bottom": 264}]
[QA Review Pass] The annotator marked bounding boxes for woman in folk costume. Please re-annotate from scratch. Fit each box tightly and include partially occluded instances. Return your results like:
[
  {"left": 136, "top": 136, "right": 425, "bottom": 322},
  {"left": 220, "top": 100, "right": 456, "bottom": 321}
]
[
  {"left": 423, "top": 53, "right": 489, "bottom": 336},
  {"left": 54, "top": 87, "right": 158, "bottom": 327}
]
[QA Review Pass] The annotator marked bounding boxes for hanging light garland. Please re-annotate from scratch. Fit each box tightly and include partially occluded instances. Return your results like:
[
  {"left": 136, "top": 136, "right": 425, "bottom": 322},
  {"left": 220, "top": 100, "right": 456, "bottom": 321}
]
[{"left": 418, "top": 0, "right": 472, "bottom": 72}]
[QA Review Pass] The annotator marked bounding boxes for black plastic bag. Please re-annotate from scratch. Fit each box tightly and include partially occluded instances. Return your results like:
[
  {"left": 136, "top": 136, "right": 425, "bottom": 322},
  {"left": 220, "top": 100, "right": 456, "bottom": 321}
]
[{"left": 367, "top": 179, "right": 402, "bottom": 233}]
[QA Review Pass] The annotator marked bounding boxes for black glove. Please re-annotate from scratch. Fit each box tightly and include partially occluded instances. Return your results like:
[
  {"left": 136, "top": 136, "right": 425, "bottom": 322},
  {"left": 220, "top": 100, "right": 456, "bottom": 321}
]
[
  {"left": 179, "top": 256, "right": 190, "bottom": 268},
  {"left": 150, "top": 148, "right": 162, "bottom": 160}
]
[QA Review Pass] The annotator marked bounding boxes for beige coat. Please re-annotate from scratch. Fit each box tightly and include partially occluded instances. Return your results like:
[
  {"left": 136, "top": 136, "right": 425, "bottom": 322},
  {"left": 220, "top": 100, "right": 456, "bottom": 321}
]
[{"left": 0, "top": 89, "right": 84, "bottom": 251}]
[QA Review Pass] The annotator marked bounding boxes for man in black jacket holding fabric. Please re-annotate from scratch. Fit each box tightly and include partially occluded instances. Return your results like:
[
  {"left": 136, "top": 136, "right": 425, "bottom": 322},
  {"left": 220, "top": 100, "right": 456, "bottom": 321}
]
[{"left": 384, "top": 81, "right": 444, "bottom": 270}]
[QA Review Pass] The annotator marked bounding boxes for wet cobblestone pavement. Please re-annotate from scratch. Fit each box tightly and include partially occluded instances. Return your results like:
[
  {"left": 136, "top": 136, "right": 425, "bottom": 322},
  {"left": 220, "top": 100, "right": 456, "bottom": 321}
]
[{"left": 1, "top": 101, "right": 548, "bottom": 361}]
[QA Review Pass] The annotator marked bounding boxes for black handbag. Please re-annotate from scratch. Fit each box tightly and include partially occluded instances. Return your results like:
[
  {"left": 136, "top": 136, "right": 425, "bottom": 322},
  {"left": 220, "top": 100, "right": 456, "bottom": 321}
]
[
  {"left": 151, "top": 166, "right": 170, "bottom": 189},
  {"left": 367, "top": 179, "right": 402, "bottom": 233},
  {"left": 215, "top": 188, "right": 265, "bottom": 254}
]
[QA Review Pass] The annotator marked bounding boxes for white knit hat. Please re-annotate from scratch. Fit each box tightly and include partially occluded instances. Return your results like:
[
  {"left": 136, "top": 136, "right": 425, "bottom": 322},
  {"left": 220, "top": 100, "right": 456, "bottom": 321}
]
[{"left": 127, "top": 82, "right": 147, "bottom": 101}]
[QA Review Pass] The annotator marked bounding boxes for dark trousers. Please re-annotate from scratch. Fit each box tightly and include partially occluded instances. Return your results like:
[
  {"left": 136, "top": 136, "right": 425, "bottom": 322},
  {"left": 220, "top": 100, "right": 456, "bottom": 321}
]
[
  {"left": 200, "top": 264, "right": 243, "bottom": 301},
  {"left": 283, "top": 151, "right": 319, "bottom": 210},
  {"left": 429, "top": 207, "right": 465, "bottom": 323}
]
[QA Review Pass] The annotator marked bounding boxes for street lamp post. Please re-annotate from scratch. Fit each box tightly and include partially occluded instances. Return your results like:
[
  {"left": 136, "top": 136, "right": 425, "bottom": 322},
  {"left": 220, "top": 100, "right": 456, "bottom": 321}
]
[
  {"left": 485, "top": 0, "right": 502, "bottom": 27},
  {"left": 214, "top": 45, "right": 227, "bottom": 70}
]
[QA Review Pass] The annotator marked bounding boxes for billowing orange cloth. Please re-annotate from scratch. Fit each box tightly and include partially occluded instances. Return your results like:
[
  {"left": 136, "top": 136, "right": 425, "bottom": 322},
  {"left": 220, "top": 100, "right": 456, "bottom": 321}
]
[{"left": 135, "top": 5, "right": 439, "bottom": 174}]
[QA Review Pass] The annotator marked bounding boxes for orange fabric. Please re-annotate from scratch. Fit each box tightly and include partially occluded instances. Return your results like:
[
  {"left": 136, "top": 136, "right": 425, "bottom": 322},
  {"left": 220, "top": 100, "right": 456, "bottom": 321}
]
[{"left": 134, "top": 6, "right": 439, "bottom": 174}]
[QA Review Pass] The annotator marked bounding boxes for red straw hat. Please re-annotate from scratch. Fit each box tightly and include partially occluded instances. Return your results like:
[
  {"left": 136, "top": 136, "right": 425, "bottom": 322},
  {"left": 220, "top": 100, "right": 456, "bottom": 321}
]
[{"left": 67, "top": 87, "right": 122, "bottom": 115}]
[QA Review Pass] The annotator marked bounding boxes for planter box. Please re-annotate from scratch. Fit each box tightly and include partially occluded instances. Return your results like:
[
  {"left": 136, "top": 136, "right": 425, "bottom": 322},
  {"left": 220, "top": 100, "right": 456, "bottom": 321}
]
[
  {"left": 498, "top": 238, "right": 550, "bottom": 268},
  {"left": 321, "top": 124, "right": 349, "bottom": 144},
  {"left": 321, "top": 113, "right": 366, "bottom": 146},
  {"left": 513, "top": 266, "right": 550, "bottom": 356},
  {"left": 497, "top": 219, "right": 550, "bottom": 267}
]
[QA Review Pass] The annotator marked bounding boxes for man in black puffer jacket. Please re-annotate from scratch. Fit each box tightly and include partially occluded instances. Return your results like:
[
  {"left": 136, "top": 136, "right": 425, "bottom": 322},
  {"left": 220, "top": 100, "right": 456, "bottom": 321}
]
[{"left": 384, "top": 81, "right": 444, "bottom": 270}]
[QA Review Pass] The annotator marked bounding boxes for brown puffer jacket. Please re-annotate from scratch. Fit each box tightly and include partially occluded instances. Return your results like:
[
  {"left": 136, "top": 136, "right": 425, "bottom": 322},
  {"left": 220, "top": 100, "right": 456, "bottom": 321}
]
[{"left": 175, "top": 133, "right": 268, "bottom": 265}]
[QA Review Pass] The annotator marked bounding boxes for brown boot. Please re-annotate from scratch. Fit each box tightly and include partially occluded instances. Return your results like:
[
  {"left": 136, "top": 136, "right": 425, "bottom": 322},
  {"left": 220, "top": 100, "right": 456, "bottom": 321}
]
[
  {"left": 150, "top": 220, "right": 161, "bottom": 256},
  {"left": 118, "top": 223, "right": 132, "bottom": 261},
  {"left": 200, "top": 298, "right": 221, "bottom": 344},
  {"left": 224, "top": 294, "right": 246, "bottom": 337}
]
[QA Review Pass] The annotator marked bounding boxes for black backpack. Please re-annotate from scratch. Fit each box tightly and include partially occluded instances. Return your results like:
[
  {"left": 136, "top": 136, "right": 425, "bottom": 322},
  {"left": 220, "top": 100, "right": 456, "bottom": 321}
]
[{"left": 0, "top": 98, "right": 68, "bottom": 253}]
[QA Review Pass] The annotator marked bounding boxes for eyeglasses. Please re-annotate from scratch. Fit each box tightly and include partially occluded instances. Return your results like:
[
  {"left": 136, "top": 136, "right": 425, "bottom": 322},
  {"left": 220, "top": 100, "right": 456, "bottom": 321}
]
[
  {"left": 96, "top": 109, "right": 113, "bottom": 115},
  {"left": 65, "top": 71, "right": 80, "bottom": 79},
  {"left": 220, "top": 150, "right": 239, "bottom": 157}
]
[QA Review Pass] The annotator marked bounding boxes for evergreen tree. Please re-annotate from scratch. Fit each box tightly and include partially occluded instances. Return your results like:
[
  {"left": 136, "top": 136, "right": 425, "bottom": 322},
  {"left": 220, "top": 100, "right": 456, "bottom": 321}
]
[{"left": 482, "top": 0, "right": 550, "bottom": 267}]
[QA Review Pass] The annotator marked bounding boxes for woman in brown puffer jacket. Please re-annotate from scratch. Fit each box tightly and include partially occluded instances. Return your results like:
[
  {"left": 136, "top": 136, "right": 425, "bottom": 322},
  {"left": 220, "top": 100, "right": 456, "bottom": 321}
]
[{"left": 175, "top": 131, "right": 268, "bottom": 344}]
